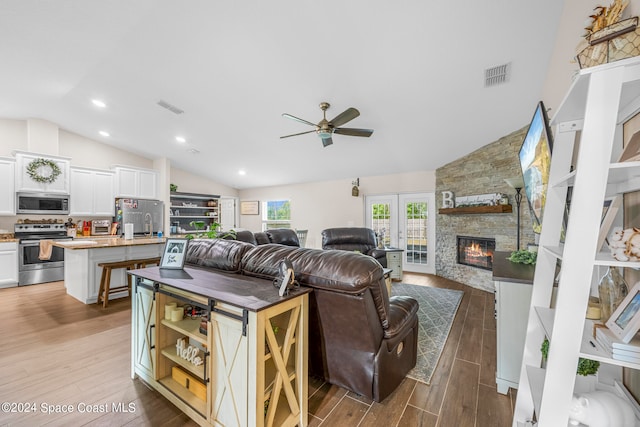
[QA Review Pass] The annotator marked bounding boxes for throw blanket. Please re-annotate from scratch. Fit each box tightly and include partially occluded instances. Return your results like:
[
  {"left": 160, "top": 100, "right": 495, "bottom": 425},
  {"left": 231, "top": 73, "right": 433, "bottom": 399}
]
[{"left": 39, "top": 240, "right": 53, "bottom": 260}]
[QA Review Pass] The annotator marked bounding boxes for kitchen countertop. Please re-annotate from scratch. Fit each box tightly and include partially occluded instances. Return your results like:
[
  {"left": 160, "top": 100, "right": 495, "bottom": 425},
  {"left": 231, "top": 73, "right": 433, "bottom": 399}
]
[{"left": 52, "top": 236, "right": 166, "bottom": 250}]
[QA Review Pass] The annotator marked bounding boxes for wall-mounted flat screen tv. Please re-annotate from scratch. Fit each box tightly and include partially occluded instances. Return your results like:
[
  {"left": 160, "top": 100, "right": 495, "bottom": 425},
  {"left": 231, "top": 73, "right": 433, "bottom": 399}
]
[{"left": 518, "top": 101, "right": 553, "bottom": 234}]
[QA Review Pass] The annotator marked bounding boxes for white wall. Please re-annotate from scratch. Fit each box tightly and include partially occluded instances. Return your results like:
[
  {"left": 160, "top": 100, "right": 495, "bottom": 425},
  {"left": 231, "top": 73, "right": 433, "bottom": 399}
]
[
  {"left": 238, "top": 170, "right": 435, "bottom": 249},
  {"left": 0, "top": 119, "right": 27, "bottom": 156},
  {"left": 170, "top": 167, "right": 238, "bottom": 198}
]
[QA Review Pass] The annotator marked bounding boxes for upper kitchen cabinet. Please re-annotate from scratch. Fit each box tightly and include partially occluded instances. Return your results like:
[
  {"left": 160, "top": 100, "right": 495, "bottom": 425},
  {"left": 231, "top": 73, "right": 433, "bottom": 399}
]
[
  {"left": 14, "top": 152, "right": 71, "bottom": 194},
  {"left": 69, "top": 167, "right": 114, "bottom": 216},
  {"left": 113, "top": 166, "right": 158, "bottom": 199},
  {"left": 0, "top": 158, "right": 15, "bottom": 215}
]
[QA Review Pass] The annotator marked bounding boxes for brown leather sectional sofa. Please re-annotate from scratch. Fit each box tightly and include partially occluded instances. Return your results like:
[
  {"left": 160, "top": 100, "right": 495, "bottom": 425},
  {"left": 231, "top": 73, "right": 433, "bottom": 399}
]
[{"left": 184, "top": 238, "right": 419, "bottom": 402}]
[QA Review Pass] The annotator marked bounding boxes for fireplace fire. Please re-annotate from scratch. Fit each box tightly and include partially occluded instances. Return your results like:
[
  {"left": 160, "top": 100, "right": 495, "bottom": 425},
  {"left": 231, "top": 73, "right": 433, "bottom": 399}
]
[{"left": 457, "top": 236, "right": 495, "bottom": 270}]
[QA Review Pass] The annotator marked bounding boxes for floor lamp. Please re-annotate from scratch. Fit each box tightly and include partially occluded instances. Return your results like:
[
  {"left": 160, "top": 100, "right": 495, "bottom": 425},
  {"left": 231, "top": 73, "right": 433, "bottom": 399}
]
[{"left": 505, "top": 177, "right": 525, "bottom": 251}]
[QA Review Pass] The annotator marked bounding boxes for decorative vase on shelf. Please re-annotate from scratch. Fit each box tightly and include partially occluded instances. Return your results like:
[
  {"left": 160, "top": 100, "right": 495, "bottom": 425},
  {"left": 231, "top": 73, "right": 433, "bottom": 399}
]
[{"left": 598, "top": 266, "right": 629, "bottom": 322}]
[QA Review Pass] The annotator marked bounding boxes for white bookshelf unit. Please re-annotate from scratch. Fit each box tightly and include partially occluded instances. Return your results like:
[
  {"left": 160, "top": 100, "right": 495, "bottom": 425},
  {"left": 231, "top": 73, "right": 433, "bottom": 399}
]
[{"left": 513, "top": 57, "right": 640, "bottom": 426}]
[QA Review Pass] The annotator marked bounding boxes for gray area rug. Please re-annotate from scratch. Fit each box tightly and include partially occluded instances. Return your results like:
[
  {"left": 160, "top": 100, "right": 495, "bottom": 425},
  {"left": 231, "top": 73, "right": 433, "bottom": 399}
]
[{"left": 391, "top": 283, "right": 464, "bottom": 385}]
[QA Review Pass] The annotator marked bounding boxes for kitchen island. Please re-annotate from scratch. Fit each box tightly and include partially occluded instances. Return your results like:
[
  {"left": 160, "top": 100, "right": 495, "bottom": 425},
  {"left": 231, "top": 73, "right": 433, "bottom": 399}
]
[{"left": 53, "top": 236, "right": 165, "bottom": 304}]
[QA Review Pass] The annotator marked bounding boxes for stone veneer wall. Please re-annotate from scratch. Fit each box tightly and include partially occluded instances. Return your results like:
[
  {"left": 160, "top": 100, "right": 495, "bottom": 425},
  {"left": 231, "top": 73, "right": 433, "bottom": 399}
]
[{"left": 435, "top": 126, "right": 536, "bottom": 292}]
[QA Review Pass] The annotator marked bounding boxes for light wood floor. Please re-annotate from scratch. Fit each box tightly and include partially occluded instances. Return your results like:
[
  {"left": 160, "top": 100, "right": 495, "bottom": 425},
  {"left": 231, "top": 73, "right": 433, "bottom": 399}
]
[{"left": 0, "top": 273, "right": 514, "bottom": 427}]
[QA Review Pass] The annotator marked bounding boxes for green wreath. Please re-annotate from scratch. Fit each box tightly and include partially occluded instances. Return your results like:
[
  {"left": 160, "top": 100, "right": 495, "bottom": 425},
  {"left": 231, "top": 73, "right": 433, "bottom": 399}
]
[{"left": 26, "top": 158, "right": 61, "bottom": 184}]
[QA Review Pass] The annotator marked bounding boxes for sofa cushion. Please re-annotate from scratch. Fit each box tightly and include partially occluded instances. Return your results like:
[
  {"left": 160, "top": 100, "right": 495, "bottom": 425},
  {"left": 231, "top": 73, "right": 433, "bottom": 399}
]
[
  {"left": 321, "top": 227, "right": 377, "bottom": 252},
  {"left": 234, "top": 230, "right": 258, "bottom": 245},
  {"left": 185, "top": 238, "right": 254, "bottom": 272},
  {"left": 266, "top": 229, "right": 300, "bottom": 247},
  {"left": 254, "top": 232, "right": 270, "bottom": 245}
]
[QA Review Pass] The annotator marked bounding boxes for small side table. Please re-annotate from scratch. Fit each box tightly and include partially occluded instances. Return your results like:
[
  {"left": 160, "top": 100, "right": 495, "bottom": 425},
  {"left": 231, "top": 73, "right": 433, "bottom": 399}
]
[{"left": 384, "top": 248, "right": 404, "bottom": 281}]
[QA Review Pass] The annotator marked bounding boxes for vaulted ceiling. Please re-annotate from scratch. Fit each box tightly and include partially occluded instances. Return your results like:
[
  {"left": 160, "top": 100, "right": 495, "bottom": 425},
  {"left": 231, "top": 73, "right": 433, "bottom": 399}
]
[{"left": 0, "top": 0, "right": 565, "bottom": 189}]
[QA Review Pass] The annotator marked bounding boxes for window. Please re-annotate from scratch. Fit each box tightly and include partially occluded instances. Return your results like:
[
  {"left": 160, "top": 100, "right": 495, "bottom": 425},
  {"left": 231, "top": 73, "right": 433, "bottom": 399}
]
[
  {"left": 262, "top": 199, "right": 291, "bottom": 230},
  {"left": 371, "top": 202, "right": 391, "bottom": 247}
]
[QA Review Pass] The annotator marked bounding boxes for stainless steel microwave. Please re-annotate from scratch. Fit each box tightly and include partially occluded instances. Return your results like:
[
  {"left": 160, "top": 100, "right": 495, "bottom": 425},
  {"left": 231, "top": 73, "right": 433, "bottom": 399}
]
[{"left": 16, "top": 192, "right": 70, "bottom": 215}]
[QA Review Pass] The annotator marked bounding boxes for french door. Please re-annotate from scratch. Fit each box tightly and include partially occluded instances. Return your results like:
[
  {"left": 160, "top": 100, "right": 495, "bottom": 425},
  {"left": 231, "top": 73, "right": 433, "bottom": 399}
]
[{"left": 365, "top": 193, "right": 435, "bottom": 274}]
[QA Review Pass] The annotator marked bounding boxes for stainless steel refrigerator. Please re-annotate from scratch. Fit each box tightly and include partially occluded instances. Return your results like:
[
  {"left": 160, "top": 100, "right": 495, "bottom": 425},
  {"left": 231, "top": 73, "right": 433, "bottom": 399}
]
[{"left": 114, "top": 198, "right": 164, "bottom": 236}]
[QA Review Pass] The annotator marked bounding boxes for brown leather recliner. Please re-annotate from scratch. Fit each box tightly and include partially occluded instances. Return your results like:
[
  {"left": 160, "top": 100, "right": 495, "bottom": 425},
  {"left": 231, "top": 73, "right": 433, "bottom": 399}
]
[
  {"left": 241, "top": 243, "right": 419, "bottom": 402},
  {"left": 321, "top": 227, "right": 388, "bottom": 267}
]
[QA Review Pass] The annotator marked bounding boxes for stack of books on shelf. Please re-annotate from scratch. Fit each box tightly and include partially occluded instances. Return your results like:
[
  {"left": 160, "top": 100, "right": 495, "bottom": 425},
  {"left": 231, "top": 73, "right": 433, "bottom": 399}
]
[{"left": 595, "top": 326, "right": 640, "bottom": 363}]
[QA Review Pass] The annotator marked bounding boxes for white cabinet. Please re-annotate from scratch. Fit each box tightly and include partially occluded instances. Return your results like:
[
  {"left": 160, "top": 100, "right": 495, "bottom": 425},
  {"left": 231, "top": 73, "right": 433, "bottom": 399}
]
[
  {"left": 385, "top": 249, "right": 403, "bottom": 280},
  {"left": 69, "top": 167, "right": 114, "bottom": 216},
  {"left": 514, "top": 58, "right": 640, "bottom": 425},
  {"left": 495, "top": 279, "right": 532, "bottom": 394},
  {"left": 0, "top": 158, "right": 15, "bottom": 215},
  {"left": 113, "top": 166, "right": 158, "bottom": 199},
  {"left": 132, "top": 279, "right": 156, "bottom": 380},
  {"left": 14, "top": 151, "right": 70, "bottom": 194},
  {"left": 0, "top": 241, "right": 18, "bottom": 288},
  {"left": 131, "top": 269, "right": 309, "bottom": 427}
]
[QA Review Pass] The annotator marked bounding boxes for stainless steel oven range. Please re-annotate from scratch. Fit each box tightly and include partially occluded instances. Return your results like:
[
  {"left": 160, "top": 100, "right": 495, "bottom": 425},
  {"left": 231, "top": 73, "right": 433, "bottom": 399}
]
[{"left": 14, "top": 222, "right": 73, "bottom": 286}]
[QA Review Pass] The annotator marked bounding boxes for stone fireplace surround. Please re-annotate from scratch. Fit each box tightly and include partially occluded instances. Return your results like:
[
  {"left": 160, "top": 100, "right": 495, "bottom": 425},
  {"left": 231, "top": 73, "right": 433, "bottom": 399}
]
[{"left": 435, "top": 126, "right": 536, "bottom": 292}]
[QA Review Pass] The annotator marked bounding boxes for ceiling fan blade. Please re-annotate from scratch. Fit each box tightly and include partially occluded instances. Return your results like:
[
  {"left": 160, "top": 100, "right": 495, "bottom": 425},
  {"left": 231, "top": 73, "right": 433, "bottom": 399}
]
[
  {"left": 321, "top": 136, "right": 333, "bottom": 147},
  {"left": 334, "top": 127, "right": 374, "bottom": 137},
  {"left": 280, "top": 130, "right": 316, "bottom": 139},
  {"left": 282, "top": 113, "right": 317, "bottom": 127},
  {"left": 329, "top": 108, "right": 360, "bottom": 127}
]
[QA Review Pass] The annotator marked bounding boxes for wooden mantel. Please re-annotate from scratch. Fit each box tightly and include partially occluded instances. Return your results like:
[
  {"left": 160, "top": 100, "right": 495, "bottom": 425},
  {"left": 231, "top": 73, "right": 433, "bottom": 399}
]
[{"left": 438, "top": 205, "right": 513, "bottom": 215}]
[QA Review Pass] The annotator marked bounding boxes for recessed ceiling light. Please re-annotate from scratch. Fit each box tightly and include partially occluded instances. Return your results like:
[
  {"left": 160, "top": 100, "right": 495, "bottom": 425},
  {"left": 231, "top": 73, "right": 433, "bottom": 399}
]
[
  {"left": 92, "top": 99, "right": 107, "bottom": 108},
  {"left": 99, "top": 130, "right": 110, "bottom": 137},
  {"left": 175, "top": 136, "right": 186, "bottom": 143},
  {"left": 238, "top": 170, "right": 246, "bottom": 176}
]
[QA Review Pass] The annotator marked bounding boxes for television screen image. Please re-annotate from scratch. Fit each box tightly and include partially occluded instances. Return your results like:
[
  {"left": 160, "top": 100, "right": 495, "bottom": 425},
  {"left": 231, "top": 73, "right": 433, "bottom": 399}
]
[{"left": 518, "top": 101, "right": 553, "bottom": 234}]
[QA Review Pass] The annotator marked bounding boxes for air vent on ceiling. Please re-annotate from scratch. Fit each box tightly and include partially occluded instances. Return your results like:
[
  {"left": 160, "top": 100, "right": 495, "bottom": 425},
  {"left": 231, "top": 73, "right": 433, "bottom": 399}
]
[
  {"left": 484, "top": 62, "right": 511, "bottom": 87},
  {"left": 157, "top": 99, "right": 184, "bottom": 115},
  {"left": 187, "top": 148, "right": 200, "bottom": 154}
]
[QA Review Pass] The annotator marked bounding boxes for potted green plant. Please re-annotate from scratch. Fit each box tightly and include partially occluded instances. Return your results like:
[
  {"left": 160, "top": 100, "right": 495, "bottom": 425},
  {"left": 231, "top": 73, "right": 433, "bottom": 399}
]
[
  {"left": 541, "top": 338, "right": 599, "bottom": 376},
  {"left": 508, "top": 249, "right": 537, "bottom": 265},
  {"left": 185, "top": 220, "right": 236, "bottom": 240},
  {"left": 541, "top": 338, "right": 599, "bottom": 392}
]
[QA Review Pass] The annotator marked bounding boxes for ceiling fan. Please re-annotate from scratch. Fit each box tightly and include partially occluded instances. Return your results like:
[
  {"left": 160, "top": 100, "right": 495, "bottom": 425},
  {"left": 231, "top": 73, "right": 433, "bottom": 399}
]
[{"left": 280, "top": 102, "right": 374, "bottom": 147}]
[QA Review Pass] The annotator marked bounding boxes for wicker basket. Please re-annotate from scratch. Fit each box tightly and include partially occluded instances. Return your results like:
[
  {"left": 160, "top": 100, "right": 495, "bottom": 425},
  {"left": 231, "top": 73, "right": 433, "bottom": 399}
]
[{"left": 577, "top": 17, "right": 640, "bottom": 68}]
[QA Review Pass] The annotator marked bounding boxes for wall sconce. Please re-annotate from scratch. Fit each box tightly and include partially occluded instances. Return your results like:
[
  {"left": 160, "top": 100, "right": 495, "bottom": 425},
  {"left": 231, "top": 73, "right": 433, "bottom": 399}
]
[
  {"left": 352, "top": 178, "right": 360, "bottom": 197},
  {"left": 505, "top": 177, "right": 525, "bottom": 250}
]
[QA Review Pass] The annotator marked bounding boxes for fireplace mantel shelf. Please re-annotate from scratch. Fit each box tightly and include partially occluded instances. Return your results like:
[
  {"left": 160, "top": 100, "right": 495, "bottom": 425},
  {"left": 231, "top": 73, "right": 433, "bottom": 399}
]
[{"left": 439, "top": 205, "right": 513, "bottom": 215}]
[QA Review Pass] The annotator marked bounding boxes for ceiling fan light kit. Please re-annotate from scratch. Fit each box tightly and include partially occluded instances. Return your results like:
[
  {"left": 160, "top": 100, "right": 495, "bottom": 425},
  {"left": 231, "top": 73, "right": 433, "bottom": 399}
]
[{"left": 281, "top": 102, "right": 374, "bottom": 147}]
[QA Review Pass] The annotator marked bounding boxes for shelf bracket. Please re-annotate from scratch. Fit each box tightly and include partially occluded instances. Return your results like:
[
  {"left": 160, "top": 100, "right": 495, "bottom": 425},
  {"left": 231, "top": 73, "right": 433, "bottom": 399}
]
[{"left": 557, "top": 120, "right": 583, "bottom": 133}]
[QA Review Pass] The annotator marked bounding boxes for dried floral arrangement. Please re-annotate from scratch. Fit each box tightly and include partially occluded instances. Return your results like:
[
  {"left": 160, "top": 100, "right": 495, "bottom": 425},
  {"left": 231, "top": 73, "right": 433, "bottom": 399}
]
[{"left": 583, "top": 0, "right": 630, "bottom": 39}]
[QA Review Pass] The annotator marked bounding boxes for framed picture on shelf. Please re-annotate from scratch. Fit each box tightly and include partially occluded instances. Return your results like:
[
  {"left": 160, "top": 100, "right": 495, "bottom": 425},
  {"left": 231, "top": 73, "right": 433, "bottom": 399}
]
[
  {"left": 606, "top": 281, "right": 640, "bottom": 343},
  {"left": 240, "top": 200, "right": 260, "bottom": 215},
  {"left": 597, "top": 195, "right": 622, "bottom": 251},
  {"left": 618, "top": 130, "right": 640, "bottom": 162},
  {"left": 160, "top": 238, "right": 189, "bottom": 270}
]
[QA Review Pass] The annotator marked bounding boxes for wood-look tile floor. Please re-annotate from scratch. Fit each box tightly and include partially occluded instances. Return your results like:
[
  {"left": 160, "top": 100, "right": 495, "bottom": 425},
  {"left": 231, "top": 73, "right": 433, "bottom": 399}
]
[{"left": 0, "top": 273, "right": 514, "bottom": 427}]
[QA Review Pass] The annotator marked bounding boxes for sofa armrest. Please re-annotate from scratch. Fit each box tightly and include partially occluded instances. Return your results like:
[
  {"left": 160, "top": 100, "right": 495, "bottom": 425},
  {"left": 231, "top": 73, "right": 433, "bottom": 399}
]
[
  {"left": 383, "top": 296, "right": 418, "bottom": 342},
  {"left": 369, "top": 248, "right": 387, "bottom": 259}
]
